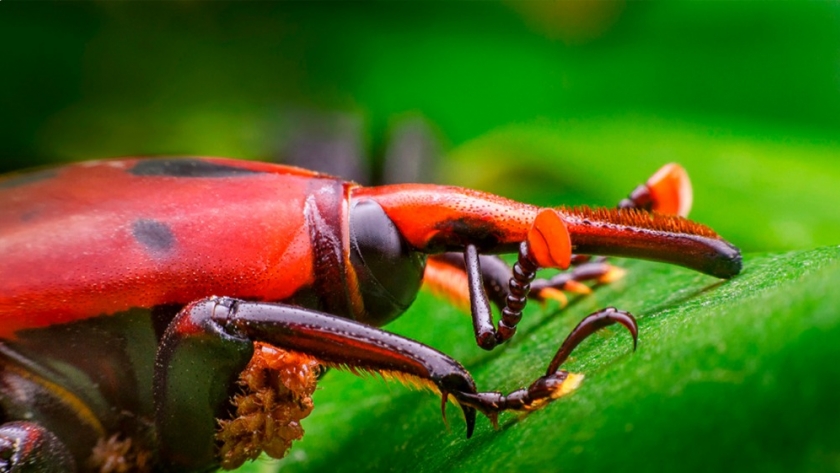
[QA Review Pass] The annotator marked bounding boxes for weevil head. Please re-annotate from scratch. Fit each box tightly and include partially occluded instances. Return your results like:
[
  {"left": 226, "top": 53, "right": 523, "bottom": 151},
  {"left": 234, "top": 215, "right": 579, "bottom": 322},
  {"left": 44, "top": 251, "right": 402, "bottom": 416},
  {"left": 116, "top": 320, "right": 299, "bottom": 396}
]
[{"left": 349, "top": 198, "right": 427, "bottom": 326}]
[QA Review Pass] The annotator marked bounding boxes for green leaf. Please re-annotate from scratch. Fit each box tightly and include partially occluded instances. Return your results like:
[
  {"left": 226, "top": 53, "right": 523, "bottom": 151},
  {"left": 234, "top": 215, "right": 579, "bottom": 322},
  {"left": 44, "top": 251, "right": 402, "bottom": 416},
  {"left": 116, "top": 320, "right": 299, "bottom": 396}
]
[{"left": 234, "top": 245, "right": 840, "bottom": 473}]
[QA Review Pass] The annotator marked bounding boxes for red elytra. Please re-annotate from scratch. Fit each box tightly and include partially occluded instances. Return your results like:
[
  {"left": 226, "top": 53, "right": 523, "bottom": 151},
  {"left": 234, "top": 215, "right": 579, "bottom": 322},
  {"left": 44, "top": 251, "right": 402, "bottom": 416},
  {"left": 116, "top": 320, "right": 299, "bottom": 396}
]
[{"left": 1, "top": 159, "right": 330, "bottom": 337}]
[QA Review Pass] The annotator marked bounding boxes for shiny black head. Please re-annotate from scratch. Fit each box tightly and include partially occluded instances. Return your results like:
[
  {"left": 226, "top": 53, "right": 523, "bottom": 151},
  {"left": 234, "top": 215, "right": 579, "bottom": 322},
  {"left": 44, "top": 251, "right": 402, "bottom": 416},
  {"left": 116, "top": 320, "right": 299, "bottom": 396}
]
[{"left": 349, "top": 199, "right": 426, "bottom": 326}]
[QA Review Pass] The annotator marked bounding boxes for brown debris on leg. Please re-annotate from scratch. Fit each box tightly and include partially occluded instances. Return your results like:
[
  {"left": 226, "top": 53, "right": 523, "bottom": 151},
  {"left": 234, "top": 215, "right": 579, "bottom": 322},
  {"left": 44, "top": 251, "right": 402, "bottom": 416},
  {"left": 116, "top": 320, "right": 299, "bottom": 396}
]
[{"left": 215, "top": 342, "right": 321, "bottom": 470}]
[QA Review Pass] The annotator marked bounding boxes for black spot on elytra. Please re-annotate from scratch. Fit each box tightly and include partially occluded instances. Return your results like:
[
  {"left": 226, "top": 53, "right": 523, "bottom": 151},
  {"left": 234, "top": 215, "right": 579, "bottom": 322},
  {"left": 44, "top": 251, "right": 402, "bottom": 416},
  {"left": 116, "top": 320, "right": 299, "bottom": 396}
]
[
  {"left": 128, "top": 158, "right": 264, "bottom": 178},
  {"left": 133, "top": 219, "right": 175, "bottom": 253},
  {"left": 19, "top": 210, "right": 39, "bottom": 222},
  {"left": 0, "top": 169, "right": 59, "bottom": 189}
]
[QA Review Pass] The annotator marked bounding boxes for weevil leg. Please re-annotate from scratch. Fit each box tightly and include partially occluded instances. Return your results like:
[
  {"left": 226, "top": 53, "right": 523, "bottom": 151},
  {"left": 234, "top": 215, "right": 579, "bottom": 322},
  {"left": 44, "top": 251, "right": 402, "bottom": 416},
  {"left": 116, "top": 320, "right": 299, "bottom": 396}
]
[
  {"left": 155, "top": 296, "right": 637, "bottom": 462},
  {"left": 463, "top": 245, "right": 499, "bottom": 350},
  {"left": 425, "top": 254, "right": 623, "bottom": 311},
  {"left": 464, "top": 234, "right": 636, "bottom": 352},
  {"left": 420, "top": 209, "right": 572, "bottom": 350},
  {"left": 0, "top": 421, "right": 76, "bottom": 473},
  {"left": 450, "top": 307, "right": 637, "bottom": 425},
  {"left": 154, "top": 296, "right": 479, "bottom": 470},
  {"left": 425, "top": 245, "right": 620, "bottom": 351},
  {"left": 426, "top": 242, "right": 542, "bottom": 350},
  {"left": 530, "top": 258, "right": 626, "bottom": 301}
]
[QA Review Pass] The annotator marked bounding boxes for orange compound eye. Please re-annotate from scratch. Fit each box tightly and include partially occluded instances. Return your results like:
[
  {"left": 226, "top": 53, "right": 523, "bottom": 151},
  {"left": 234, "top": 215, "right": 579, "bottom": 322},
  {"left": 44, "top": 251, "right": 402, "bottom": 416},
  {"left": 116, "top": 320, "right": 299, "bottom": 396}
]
[{"left": 646, "top": 163, "right": 693, "bottom": 218}]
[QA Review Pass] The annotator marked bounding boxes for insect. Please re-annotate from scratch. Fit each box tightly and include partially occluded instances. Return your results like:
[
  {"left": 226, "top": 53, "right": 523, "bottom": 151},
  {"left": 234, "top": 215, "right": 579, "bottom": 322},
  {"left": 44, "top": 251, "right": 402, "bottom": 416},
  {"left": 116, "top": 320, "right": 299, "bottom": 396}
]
[{"left": 0, "top": 157, "right": 741, "bottom": 472}]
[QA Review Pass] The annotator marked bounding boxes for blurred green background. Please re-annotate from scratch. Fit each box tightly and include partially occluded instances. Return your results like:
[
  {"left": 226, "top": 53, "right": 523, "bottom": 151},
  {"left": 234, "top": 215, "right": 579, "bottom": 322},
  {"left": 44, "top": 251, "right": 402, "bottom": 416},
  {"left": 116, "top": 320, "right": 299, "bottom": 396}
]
[{"left": 2, "top": 2, "right": 840, "bottom": 472}]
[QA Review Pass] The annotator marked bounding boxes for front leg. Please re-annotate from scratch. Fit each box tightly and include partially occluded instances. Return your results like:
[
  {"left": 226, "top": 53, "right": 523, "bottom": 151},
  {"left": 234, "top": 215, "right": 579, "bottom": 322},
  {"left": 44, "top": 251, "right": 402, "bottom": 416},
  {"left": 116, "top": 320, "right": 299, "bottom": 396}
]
[
  {"left": 428, "top": 209, "right": 575, "bottom": 351},
  {"left": 154, "top": 297, "right": 637, "bottom": 470},
  {"left": 425, "top": 253, "right": 622, "bottom": 330},
  {"left": 455, "top": 307, "right": 637, "bottom": 426},
  {"left": 421, "top": 163, "right": 693, "bottom": 348}
]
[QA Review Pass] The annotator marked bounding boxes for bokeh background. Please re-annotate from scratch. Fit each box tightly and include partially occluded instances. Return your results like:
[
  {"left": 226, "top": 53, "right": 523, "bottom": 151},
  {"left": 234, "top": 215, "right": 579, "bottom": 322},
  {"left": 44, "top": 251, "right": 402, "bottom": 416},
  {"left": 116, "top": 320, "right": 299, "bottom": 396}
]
[{"left": 3, "top": 2, "right": 840, "bottom": 473}]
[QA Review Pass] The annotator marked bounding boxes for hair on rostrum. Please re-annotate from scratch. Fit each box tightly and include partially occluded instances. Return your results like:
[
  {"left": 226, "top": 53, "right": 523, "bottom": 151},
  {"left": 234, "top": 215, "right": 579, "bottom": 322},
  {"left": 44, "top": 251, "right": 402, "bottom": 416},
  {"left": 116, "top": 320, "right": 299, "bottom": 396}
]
[{"left": 557, "top": 206, "right": 721, "bottom": 239}]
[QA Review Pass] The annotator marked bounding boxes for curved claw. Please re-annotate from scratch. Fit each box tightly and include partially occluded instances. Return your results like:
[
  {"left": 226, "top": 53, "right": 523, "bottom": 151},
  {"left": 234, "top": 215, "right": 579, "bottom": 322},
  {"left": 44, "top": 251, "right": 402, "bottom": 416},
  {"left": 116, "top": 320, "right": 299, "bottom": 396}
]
[
  {"left": 440, "top": 391, "right": 478, "bottom": 438},
  {"left": 462, "top": 405, "right": 477, "bottom": 438},
  {"left": 439, "top": 391, "right": 477, "bottom": 439},
  {"left": 441, "top": 309, "right": 637, "bottom": 430},
  {"left": 545, "top": 308, "right": 638, "bottom": 375},
  {"left": 435, "top": 374, "right": 480, "bottom": 438}
]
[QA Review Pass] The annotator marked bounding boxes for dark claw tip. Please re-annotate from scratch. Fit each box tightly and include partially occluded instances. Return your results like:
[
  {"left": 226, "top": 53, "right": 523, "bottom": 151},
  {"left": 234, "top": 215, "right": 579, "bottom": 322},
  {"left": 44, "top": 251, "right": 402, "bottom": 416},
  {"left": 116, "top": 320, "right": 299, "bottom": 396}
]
[
  {"left": 463, "top": 406, "right": 476, "bottom": 438},
  {"left": 546, "top": 307, "right": 640, "bottom": 374},
  {"left": 612, "top": 310, "right": 639, "bottom": 352}
]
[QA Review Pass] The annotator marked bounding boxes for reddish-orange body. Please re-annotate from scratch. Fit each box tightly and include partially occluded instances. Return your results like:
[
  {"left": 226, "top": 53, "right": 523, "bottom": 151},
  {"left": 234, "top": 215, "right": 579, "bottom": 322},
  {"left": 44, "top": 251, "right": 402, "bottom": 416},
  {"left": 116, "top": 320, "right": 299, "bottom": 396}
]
[
  {"left": 1, "top": 158, "right": 736, "bottom": 339},
  {"left": 0, "top": 156, "right": 740, "bottom": 472}
]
